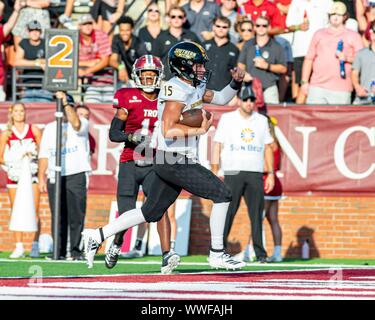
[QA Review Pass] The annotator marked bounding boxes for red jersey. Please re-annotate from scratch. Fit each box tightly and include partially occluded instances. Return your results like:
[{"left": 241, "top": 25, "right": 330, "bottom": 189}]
[
  {"left": 239, "top": 0, "right": 283, "bottom": 29},
  {"left": 113, "top": 87, "right": 158, "bottom": 163}
]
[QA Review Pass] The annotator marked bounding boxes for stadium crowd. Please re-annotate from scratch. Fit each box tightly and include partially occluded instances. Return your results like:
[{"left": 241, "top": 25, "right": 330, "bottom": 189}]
[{"left": 0, "top": 0, "right": 373, "bottom": 104}]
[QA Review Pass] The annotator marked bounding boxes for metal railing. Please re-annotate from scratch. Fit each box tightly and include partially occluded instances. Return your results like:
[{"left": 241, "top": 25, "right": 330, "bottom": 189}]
[{"left": 12, "top": 66, "right": 118, "bottom": 103}]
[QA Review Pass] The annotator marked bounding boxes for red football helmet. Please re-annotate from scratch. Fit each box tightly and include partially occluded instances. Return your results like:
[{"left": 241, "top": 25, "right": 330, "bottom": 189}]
[{"left": 131, "top": 55, "right": 164, "bottom": 92}]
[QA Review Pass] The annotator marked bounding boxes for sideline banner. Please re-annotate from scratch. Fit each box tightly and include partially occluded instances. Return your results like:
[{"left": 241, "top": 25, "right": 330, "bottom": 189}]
[{"left": 1, "top": 103, "right": 374, "bottom": 195}]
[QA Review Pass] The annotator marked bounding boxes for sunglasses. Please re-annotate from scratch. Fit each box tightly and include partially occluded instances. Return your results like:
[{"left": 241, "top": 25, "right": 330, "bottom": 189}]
[
  {"left": 255, "top": 24, "right": 269, "bottom": 28},
  {"left": 170, "top": 15, "right": 184, "bottom": 19},
  {"left": 81, "top": 22, "right": 93, "bottom": 26},
  {"left": 148, "top": 8, "right": 159, "bottom": 13},
  {"left": 241, "top": 28, "right": 253, "bottom": 32},
  {"left": 215, "top": 24, "right": 229, "bottom": 29}
]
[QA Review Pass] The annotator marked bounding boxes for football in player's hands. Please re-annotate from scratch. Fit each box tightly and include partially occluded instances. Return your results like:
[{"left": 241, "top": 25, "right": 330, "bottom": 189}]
[{"left": 179, "top": 109, "right": 212, "bottom": 128}]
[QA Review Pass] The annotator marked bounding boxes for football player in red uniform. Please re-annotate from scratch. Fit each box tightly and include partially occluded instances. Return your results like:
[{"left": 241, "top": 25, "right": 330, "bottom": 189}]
[{"left": 106, "top": 55, "right": 179, "bottom": 274}]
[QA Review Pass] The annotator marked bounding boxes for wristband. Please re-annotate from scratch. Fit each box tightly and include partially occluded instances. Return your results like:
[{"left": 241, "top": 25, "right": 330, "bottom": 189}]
[
  {"left": 267, "top": 63, "right": 271, "bottom": 71},
  {"left": 229, "top": 78, "right": 243, "bottom": 90},
  {"left": 118, "top": 63, "right": 125, "bottom": 71}
]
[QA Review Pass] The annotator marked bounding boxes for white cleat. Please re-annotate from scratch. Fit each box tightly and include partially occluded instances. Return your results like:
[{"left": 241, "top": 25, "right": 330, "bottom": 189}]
[
  {"left": 161, "top": 251, "right": 181, "bottom": 274},
  {"left": 209, "top": 251, "right": 246, "bottom": 270},
  {"left": 81, "top": 229, "right": 101, "bottom": 268},
  {"left": 10, "top": 246, "right": 25, "bottom": 259}
]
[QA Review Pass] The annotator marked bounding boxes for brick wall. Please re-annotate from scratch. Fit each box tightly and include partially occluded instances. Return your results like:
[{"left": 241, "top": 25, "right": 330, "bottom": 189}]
[{"left": 1, "top": 191, "right": 375, "bottom": 259}]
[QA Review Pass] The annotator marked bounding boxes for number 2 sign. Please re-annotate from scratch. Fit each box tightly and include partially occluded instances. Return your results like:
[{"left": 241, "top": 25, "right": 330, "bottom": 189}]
[{"left": 43, "top": 29, "right": 79, "bottom": 91}]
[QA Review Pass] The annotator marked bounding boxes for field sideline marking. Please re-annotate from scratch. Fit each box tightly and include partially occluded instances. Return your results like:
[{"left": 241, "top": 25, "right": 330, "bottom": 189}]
[{"left": 0, "top": 258, "right": 374, "bottom": 269}]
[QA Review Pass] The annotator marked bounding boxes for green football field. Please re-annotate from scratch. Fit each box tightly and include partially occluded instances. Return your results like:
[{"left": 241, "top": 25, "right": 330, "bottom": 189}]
[{"left": 1, "top": 251, "right": 375, "bottom": 278}]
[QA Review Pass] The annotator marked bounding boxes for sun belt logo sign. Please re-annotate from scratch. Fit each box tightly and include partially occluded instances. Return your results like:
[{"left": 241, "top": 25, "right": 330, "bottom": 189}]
[{"left": 241, "top": 128, "right": 255, "bottom": 143}]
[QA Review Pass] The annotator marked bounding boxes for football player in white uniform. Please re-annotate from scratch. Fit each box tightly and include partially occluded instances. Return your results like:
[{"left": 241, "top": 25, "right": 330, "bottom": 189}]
[{"left": 82, "top": 41, "right": 246, "bottom": 270}]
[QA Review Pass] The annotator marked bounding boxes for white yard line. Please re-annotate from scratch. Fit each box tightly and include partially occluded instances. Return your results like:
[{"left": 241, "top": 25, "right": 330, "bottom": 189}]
[{"left": 1, "top": 258, "right": 375, "bottom": 269}]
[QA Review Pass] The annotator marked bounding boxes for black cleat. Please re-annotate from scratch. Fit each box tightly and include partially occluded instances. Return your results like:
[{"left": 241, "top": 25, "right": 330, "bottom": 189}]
[
  {"left": 161, "top": 251, "right": 180, "bottom": 274},
  {"left": 105, "top": 243, "right": 121, "bottom": 269}
]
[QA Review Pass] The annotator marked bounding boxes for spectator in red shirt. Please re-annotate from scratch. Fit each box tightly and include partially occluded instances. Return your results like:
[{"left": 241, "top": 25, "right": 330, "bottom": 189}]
[
  {"left": 0, "top": 0, "right": 24, "bottom": 101},
  {"left": 238, "top": 0, "right": 285, "bottom": 35},
  {"left": 78, "top": 14, "right": 113, "bottom": 103},
  {"left": 274, "top": 0, "right": 291, "bottom": 30}
]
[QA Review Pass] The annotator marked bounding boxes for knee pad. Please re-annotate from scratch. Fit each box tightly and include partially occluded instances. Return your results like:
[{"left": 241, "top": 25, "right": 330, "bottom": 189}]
[{"left": 141, "top": 199, "right": 165, "bottom": 223}]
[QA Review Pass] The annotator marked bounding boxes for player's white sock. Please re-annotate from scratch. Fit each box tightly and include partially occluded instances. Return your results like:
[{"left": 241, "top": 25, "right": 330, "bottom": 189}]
[
  {"left": 102, "top": 208, "right": 146, "bottom": 240},
  {"left": 210, "top": 202, "right": 230, "bottom": 251}
]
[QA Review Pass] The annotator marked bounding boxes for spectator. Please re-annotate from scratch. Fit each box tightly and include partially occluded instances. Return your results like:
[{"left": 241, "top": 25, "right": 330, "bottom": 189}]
[
  {"left": 274, "top": 35, "right": 293, "bottom": 102},
  {"left": 154, "top": 5, "right": 200, "bottom": 80},
  {"left": 263, "top": 116, "right": 283, "bottom": 262},
  {"left": 274, "top": 0, "right": 291, "bottom": 31},
  {"left": 301, "top": 1, "right": 363, "bottom": 105},
  {"left": 14, "top": 20, "right": 54, "bottom": 102},
  {"left": 236, "top": 18, "right": 254, "bottom": 51},
  {"left": 212, "top": 84, "right": 274, "bottom": 263},
  {"left": 340, "top": 0, "right": 359, "bottom": 31},
  {"left": 204, "top": 16, "right": 239, "bottom": 91},
  {"left": 286, "top": 0, "right": 332, "bottom": 103},
  {"left": 38, "top": 91, "right": 91, "bottom": 260},
  {"left": 182, "top": 0, "right": 221, "bottom": 42},
  {"left": 238, "top": 0, "right": 285, "bottom": 35},
  {"left": 12, "top": 0, "right": 51, "bottom": 47},
  {"left": 356, "top": 0, "right": 375, "bottom": 33},
  {"left": 138, "top": 2, "right": 163, "bottom": 56},
  {"left": 78, "top": 14, "right": 114, "bottom": 103},
  {"left": 110, "top": 16, "right": 147, "bottom": 86},
  {"left": 0, "top": 102, "right": 42, "bottom": 258},
  {"left": 0, "top": 0, "right": 24, "bottom": 101},
  {"left": 351, "top": 20, "right": 375, "bottom": 105},
  {"left": 165, "top": 0, "right": 189, "bottom": 13},
  {"left": 238, "top": 15, "right": 287, "bottom": 104},
  {"left": 57, "top": 0, "right": 75, "bottom": 29},
  {"left": 219, "top": 0, "right": 240, "bottom": 43},
  {"left": 90, "top": 0, "right": 125, "bottom": 35}
]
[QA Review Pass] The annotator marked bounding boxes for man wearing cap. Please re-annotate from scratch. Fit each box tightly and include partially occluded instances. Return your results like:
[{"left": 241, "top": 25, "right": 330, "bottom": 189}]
[
  {"left": 212, "top": 84, "right": 274, "bottom": 263},
  {"left": 38, "top": 91, "right": 91, "bottom": 260},
  {"left": 14, "top": 19, "right": 54, "bottom": 102},
  {"left": 300, "top": 1, "right": 363, "bottom": 105},
  {"left": 78, "top": 13, "right": 113, "bottom": 103}
]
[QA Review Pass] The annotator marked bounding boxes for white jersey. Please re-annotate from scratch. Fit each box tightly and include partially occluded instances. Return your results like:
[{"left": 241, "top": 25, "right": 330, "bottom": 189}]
[{"left": 156, "top": 76, "right": 206, "bottom": 159}]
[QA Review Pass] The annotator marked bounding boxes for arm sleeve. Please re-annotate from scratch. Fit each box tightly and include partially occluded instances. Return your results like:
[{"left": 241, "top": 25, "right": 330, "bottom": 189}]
[{"left": 109, "top": 116, "right": 129, "bottom": 143}]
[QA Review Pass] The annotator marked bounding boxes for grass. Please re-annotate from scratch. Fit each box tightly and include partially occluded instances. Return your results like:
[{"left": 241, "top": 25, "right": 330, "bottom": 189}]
[{"left": 1, "top": 251, "right": 375, "bottom": 278}]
